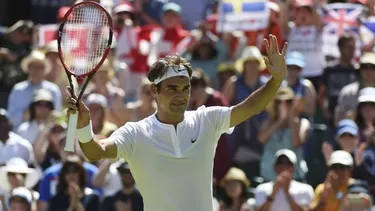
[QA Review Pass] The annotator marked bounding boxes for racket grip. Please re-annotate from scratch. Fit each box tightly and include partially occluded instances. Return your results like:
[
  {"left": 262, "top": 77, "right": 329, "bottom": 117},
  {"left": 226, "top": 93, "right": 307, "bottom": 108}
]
[{"left": 64, "top": 112, "right": 78, "bottom": 152}]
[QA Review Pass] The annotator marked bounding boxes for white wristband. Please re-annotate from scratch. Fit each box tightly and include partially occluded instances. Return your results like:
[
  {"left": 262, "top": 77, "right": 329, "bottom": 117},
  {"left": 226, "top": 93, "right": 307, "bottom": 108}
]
[{"left": 77, "top": 121, "right": 94, "bottom": 143}]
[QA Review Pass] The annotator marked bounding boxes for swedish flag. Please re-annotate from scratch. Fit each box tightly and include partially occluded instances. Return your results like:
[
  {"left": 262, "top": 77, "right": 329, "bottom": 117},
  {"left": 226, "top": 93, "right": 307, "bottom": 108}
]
[{"left": 222, "top": 0, "right": 265, "bottom": 14}]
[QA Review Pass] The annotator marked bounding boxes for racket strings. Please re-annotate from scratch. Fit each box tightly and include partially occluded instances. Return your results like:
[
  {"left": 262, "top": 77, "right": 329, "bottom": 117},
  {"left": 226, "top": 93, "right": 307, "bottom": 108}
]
[{"left": 61, "top": 4, "right": 110, "bottom": 76}]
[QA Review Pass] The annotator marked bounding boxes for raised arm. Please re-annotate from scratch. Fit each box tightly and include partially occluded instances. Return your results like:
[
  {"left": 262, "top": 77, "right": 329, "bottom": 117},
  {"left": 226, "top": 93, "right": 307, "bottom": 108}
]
[
  {"left": 230, "top": 35, "right": 287, "bottom": 127},
  {"left": 66, "top": 87, "right": 134, "bottom": 162}
]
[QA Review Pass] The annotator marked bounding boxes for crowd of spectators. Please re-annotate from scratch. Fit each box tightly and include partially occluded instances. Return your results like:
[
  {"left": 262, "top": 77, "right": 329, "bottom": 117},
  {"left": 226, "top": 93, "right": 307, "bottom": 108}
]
[{"left": 1, "top": 0, "right": 375, "bottom": 210}]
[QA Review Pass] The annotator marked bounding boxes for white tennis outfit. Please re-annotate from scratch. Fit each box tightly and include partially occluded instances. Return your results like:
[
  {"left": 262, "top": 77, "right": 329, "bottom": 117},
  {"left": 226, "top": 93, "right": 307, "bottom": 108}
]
[{"left": 111, "top": 105, "right": 233, "bottom": 211}]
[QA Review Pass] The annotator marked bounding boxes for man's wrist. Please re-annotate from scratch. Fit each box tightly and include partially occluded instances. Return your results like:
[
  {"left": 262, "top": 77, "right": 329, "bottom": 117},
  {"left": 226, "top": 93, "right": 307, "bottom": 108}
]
[{"left": 77, "top": 121, "right": 94, "bottom": 143}]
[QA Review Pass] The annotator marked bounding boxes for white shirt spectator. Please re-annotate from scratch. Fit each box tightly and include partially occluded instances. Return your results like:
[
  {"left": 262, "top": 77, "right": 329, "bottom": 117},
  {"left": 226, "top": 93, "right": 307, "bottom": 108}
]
[
  {"left": 112, "top": 105, "right": 233, "bottom": 211},
  {"left": 0, "top": 132, "right": 34, "bottom": 165},
  {"left": 254, "top": 180, "right": 314, "bottom": 211},
  {"left": 16, "top": 121, "right": 41, "bottom": 144}
]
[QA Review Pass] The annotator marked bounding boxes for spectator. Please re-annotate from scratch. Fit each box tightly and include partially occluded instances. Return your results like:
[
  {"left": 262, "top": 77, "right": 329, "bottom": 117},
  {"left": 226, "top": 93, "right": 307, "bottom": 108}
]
[
  {"left": 322, "top": 119, "right": 359, "bottom": 164},
  {"left": 0, "top": 20, "right": 33, "bottom": 108},
  {"left": 259, "top": 86, "right": 310, "bottom": 181},
  {"left": 83, "top": 93, "right": 118, "bottom": 137},
  {"left": 16, "top": 89, "right": 56, "bottom": 144},
  {"left": 335, "top": 53, "right": 375, "bottom": 123},
  {"left": 284, "top": 51, "right": 317, "bottom": 118},
  {"left": 223, "top": 46, "right": 269, "bottom": 179},
  {"left": 281, "top": 0, "right": 324, "bottom": 89},
  {"left": 218, "top": 167, "right": 250, "bottom": 211},
  {"left": 37, "top": 154, "right": 100, "bottom": 211},
  {"left": 7, "top": 50, "right": 62, "bottom": 128},
  {"left": 354, "top": 87, "right": 375, "bottom": 143},
  {"left": 181, "top": 24, "right": 228, "bottom": 87},
  {"left": 0, "top": 158, "right": 41, "bottom": 211},
  {"left": 310, "top": 150, "right": 356, "bottom": 211},
  {"left": 136, "top": 0, "right": 166, "bottom": 26},
  {"left": 217, "top": 63, "right": 236, "bottom": 91},
  {"left": 101, "top": 162, "right": 143, "bottom": 211},
  {"left": 32, "top": 122, "right": 67, "bottom": 170},
  {"left": 189, "top": 69, "right": 231, "bottom": 182},
  {"left": 319, "top": 34, "right": 357, "bottom": 124},
  {"left": 0, "top": 109, "right": 34, "bottom": 165},
  {"left": 48, "top": 156, "right": 100, "bottom": 211},
  {"left": 8, "top": 187, "right": 33, "bottom": 211},
  {"left": 254, "top": 149, "right": 314, "bottom": 211},
  {"left": 118, "top": 77, "right": 156, "bottom": 125},
  {"left": 340, "top": 180, "right": 373, "bottom": 210}
]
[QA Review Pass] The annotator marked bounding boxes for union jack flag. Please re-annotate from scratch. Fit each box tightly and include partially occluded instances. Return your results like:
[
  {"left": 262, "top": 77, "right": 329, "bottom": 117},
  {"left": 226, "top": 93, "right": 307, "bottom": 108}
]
[
  {"left": 321, "top": 3, "right": 366, "bottom": 58},
  {"left": 322, "top": 3, "right": 365, "bottom": 35}
]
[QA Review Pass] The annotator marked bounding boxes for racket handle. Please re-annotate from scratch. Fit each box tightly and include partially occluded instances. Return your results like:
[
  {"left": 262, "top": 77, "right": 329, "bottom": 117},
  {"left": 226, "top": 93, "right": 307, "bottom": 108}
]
[{"left": 65, "top": 112, "right": 78, "bottom": 152}]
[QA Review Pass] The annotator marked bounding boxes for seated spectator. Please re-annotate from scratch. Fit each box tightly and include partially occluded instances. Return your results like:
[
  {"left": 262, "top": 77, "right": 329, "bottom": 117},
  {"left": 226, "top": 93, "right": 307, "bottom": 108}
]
[
  {"left": 310, "top": 150, "right": 356, "bottom": 211},
  {"left": 217, "top": 63, "right": 235, "bottom": 91},
  {"left": 254, "top": 149, "right": 314, "bottom": 211},
  {"left": 340, "top": 180, "right": 373, "bottom": 211},
  {"left": 7, "top": 50, "right": 62, "bottom": 128},
  {"left": 8, "top": 187, "right": 33, "bottom": 211},
  {"left": 322, "top": 119, "right": 359, "bottom": 165},
  {"left": 48, "top": 156, "right": 100, "bottom": 211},
  {"left": 0, "top": 158, "right": 41, "bottom": 211},
  {"left": 16, "top": 89, "right": 56, "bottom": 144},
  {"left": 37, "top": 154, "right": 100, "bottom": 211},
  {"left": 180, "top": 24, "right": 228, "bottom": 87},
  {"left": 32, "top": 122, "right": 66, "bottom": 170},
  {"left": 0, "top": 109, "right": 34, "bottom": 165},
  {"left": 335, "top": 53, "right": 375, "bottom": 124},
  {"left": 284, "top": 51, "right": 316, "bottom": 118},
  {"left": 218, "top": 167, "right": 250, "bottom": 211},
  {"left": 354, "top": 87, "right": 375, "bottom": 143},
  {"left": 101, "top": 162, "right": 143, "bottom": 211},
  {"left": 84, "top": 93, "right": 118, "bottom": 137},
  {"left": 259, "top": 86, "right": 310, "bottom": 181}
]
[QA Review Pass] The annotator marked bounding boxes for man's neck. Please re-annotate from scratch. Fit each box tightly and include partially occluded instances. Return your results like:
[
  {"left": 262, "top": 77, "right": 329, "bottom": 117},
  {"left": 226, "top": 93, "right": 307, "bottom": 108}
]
[
  {"left": 287, "top": 77, "right": 298, "bottom": 86},
  {"left": 362, "top": 80, "right": 375, "bottom": 87},
  {"left": 156, "top": 111, "right": 184, "bottom": 126},
  {"left": 339, "top": 57, "right": 352, "bottom": 67},
  {"left": 29, "top": 78, "right": 43, "bottom": 85},
  {"left": 122, "top": 186, "right": 135, "bottom": 195}
]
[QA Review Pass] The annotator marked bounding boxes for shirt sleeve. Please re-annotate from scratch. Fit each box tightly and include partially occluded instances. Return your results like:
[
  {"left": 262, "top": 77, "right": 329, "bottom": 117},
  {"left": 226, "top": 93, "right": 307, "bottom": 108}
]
[
  {"left": 7, "top": 88, "right": 23, "bottom": 127},
  {"left": 202, "top": 106, "right": 234, "bottom": 135},
  {"left": 109, "top": 123, "right": 137, "bottom": 162},
  {"left": 254, "top": 186, "right": 267, "bottom": 207},
  {"left": 309, "top": 184, "right": 324, "bottom": 208},
  {"left": 38, "top": 173, "right": 51, "bottom": 202}
]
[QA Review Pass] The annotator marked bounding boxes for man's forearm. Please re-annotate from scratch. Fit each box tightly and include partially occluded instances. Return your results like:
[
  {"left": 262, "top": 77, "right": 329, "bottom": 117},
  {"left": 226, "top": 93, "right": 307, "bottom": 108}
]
[{"left": 231, "top": 77, "right": 282, "bottom": 127}]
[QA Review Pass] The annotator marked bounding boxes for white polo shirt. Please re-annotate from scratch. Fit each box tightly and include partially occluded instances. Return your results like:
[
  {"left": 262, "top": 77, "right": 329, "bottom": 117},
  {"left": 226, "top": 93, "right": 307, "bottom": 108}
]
[
  {"left": 112, "top": 105, "right": 233, "bottom": 211},
  {"left": 254, "top": 180, "right": 314, "bottom": 211}
]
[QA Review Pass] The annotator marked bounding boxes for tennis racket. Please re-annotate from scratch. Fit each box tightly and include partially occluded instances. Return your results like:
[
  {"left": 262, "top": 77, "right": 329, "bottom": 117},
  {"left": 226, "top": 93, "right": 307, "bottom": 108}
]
[{"left": 58, "top": 1, "right": 113, "bottom": 152}]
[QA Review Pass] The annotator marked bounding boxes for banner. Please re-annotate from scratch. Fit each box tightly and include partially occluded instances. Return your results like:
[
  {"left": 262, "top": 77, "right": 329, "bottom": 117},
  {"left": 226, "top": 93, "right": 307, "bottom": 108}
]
[
  {"left": 216, "top": 0, "right": 270, "bottom": 32},
  {"left": 321, "top": 3, "right": 365, "bottom": 58},
  {"left": 35, "top": 24, "right": 58, "bottom": 47}
]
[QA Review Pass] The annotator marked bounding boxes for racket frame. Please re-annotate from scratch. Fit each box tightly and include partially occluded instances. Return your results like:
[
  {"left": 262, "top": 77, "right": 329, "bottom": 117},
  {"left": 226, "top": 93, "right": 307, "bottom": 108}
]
[{"left": 57, "top": 1, "right": 113, "bottom": 152}]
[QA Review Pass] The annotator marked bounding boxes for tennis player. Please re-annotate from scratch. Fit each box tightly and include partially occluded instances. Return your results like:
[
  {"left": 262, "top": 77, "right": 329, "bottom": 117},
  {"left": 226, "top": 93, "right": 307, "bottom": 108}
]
[{"left": 66, "top": 35, "right": 287, "bottom": 211}]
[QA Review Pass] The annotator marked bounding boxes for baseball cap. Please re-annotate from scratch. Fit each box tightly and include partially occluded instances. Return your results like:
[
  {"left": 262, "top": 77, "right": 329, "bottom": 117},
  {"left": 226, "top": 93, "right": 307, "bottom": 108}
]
[
  {"left": 336, "top": 119, "right": 358, "bottom": 137},
  {"left": 286, "top": 51, "right": 305, "bottom": 68},
  {"left": 328, "top": 150, "right": 354, "bottom": 167},
  {"left": 32, "top": 89, "right": 53, "bottom": 103},
  {"left": 360, "top": 52, "right": 375, "bottom": 66},
  {"left": 114, "top": 2, "right": 134, "bottom": 14},
  {"left": 274, "top": 149, "right": 297, "bottom": 165},
  {"left": 9, "top": 187, "right": 33, "bottom": 205},
  {"left": 358, "top": 87, "right": 375, "bottom": 104},
  {"left": 162, "top": 2, "right": 181, "bottom": 14},
  {"left": 84, "top": 93, "right": 108, "bottom": 107}
]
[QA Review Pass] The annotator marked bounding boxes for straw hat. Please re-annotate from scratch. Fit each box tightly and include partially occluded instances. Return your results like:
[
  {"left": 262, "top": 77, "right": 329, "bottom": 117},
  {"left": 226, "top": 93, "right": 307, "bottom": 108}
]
[
  {"left": 0, "top": 158, "right": 42, "bottom": 192},
  {"left": 21, "top": 50, "right": 51, "bottom": 74},
  {"left": 235, "top": 46, "right": 266, "bottom": 73},
  {"left": 220, "top": 167, "right": 250, "bottom": 187},
  {"left": 275, "top": 86, "right": 296, "bottom": 100}
]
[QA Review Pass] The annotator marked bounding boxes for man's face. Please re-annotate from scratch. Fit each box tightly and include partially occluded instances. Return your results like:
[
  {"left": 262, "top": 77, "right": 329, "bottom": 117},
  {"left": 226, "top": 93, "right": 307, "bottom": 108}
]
[
  {"left": 338, "top": 133, "right": 357, "bottom": 153},
  {"left": 153, "top": 76, "right": 190, "bottom": 115},
  {"left": 330, "top": 164, "right": 352, "bottom": 184},
  {"left": 340, "top": 40, "right": 356, "bottom": 60},
  {"left": 28, "top": 61, "right": 46, "bottom": 82},
  {"left": 360, "top": 64, "right": 375, "bottom": 83},
  {"left": 274, "top": 156, "right": 295, "bottom": 175},
  {"left": 9, "top": 197, "right": 29, "bottom": 211},
  {"left": 162, "top": 10, "right": 180, "bottom": 28}
]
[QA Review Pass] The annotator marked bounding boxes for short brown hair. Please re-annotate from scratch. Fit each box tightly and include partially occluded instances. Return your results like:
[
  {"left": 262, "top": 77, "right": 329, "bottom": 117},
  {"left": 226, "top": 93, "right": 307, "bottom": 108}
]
[
  {"left": 147, "top": 55, "right": 193, "bottom": 83},
  {"left": 191, "top": 68, "right": 210, "bottom": 88}
]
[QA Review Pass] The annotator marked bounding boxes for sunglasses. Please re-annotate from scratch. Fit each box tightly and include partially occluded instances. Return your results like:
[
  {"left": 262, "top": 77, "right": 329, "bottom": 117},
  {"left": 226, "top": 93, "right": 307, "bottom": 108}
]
[{"left": 35, "top": 101, "right": 52, "bottom": 108}]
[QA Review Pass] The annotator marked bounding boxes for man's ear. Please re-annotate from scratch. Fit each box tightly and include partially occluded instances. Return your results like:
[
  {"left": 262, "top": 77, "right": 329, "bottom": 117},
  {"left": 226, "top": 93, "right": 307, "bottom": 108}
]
[{"left": 151, "top": 84, "right": 158, "bottom": 98}]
